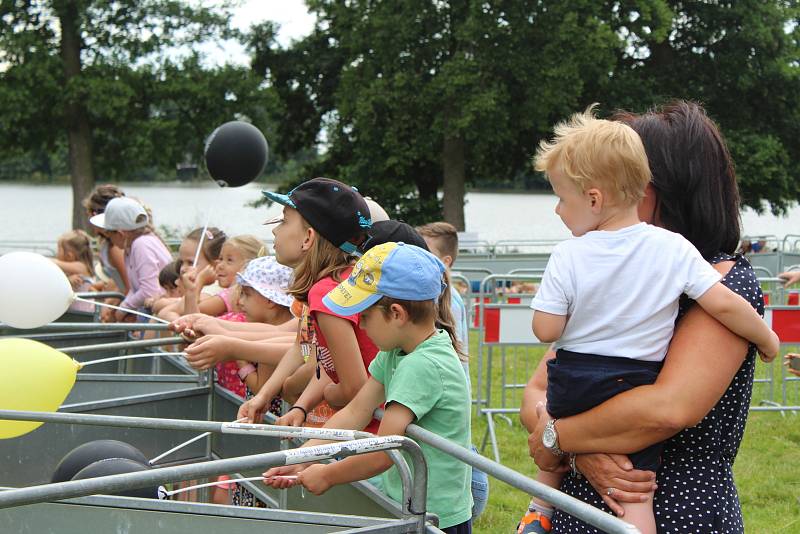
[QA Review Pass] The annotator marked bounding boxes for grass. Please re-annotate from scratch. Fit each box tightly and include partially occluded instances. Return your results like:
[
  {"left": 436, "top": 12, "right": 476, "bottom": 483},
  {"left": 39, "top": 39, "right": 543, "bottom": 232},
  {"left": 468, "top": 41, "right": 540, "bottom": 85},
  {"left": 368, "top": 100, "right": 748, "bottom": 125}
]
[{"left": 465, "top": 337, "right": 800, "bottom": 534}]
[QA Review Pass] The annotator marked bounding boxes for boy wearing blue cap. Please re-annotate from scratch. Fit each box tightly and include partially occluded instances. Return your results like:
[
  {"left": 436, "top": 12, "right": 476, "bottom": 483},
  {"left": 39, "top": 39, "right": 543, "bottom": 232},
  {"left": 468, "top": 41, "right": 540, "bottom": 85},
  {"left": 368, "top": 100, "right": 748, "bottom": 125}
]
[{"left": 263, "top": 242, "right": 473, "bottom": 534}]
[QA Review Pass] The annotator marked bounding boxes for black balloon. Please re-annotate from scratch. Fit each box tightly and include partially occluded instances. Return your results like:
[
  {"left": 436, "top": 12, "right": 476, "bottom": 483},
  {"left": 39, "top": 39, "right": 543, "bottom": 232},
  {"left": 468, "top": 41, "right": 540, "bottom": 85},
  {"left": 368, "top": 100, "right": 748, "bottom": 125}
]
[
  {"left": 52, "top": 439, "right": 148, "bottom": 483},
  {"left": 71, "top": 457, "right": 162, "bottom": 499},
  {"left": 204, "top": 121, "right": 269, "bottom": 187}
]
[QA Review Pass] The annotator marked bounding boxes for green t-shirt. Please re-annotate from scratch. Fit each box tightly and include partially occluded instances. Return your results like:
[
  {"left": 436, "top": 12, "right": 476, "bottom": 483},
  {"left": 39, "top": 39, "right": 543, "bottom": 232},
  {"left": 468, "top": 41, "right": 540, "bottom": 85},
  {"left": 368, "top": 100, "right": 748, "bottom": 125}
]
[{"left": 369, "top": 330, "right": 473, "bottom": 529}]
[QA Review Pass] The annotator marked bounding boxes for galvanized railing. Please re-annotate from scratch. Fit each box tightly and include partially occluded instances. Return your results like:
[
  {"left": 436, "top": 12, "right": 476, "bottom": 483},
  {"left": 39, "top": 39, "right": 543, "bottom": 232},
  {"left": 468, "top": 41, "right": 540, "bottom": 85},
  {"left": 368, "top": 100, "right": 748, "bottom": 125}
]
[{"left": 0, "top": 410, "right": 428, "bottom": 532}]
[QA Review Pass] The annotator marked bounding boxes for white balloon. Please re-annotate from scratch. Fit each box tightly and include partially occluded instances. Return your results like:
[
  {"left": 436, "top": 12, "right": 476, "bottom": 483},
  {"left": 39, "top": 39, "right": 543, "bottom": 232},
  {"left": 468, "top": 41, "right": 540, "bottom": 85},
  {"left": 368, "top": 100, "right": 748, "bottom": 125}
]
[{"left": 0, "top": 251, "right": 75, "bottom": 329}]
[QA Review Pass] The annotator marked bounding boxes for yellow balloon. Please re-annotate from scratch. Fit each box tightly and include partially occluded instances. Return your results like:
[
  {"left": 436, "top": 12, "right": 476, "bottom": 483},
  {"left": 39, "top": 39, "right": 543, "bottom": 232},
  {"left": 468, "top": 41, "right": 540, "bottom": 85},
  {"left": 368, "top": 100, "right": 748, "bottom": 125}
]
[{"left": 0, "top": 338, "right": 80, "bottom": 439}]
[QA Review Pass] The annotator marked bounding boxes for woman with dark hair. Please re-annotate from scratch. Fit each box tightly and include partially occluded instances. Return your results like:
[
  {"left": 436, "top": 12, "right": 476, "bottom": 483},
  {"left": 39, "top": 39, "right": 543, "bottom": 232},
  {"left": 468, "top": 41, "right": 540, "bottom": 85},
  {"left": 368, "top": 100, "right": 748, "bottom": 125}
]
[
  {"left": 520, "top": 101, "right": 764, "bottom": 533},
  {"left": 84, "top": 184, "right": 128, "bottom": 295}
]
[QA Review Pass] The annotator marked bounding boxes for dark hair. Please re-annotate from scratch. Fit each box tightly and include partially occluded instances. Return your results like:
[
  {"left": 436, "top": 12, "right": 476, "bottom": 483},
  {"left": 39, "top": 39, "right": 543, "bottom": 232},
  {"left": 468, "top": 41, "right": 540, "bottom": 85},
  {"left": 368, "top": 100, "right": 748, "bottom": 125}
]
[
  {"left": 376, "top": 270, "right": 466, "bottom": 361},
  {"left": 613, "top": 101, "right": 741, "bottom": 259},
  {"left": 185, "top": 227, "right": 227, "bottom": 262},
  {"left": 159, "top": 259, "right": 181, "bottom": 289}
]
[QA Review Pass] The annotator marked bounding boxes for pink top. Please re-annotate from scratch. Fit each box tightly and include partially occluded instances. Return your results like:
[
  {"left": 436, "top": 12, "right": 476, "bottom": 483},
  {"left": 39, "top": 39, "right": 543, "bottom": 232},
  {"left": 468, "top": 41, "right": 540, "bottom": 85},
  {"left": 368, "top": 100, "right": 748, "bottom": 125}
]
[
  {"left": 218, "top": 287, "right": 247, "bottom": 322},
  {"left": 216, "top": 287, "right": 248, "bottom": 397},
  {"left": 121, "top": 234, "right": 172, "bottom": 310}
]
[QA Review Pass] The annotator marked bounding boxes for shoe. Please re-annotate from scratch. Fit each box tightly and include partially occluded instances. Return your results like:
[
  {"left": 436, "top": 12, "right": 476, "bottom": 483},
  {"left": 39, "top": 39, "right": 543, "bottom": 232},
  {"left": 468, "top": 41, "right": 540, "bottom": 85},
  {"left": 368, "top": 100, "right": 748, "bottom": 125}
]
[{"left": 516, "top": 509, "right": 552, "bottom": 534}]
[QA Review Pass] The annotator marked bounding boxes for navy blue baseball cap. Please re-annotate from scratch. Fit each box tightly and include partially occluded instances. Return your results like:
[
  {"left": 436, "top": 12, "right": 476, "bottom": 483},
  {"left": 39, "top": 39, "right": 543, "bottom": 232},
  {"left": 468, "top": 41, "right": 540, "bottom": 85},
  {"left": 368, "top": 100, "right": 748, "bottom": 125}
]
[{"left": 263, "top": 178, "right": 372, "bottom": 255}]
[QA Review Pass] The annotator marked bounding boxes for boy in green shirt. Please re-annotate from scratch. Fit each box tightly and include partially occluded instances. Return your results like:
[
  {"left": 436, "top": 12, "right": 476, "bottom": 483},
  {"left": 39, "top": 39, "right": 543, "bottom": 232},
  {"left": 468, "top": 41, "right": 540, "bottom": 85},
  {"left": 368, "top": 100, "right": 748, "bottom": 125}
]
[{"left": 263, "top": 241, "right": 473, "bottom": 533}]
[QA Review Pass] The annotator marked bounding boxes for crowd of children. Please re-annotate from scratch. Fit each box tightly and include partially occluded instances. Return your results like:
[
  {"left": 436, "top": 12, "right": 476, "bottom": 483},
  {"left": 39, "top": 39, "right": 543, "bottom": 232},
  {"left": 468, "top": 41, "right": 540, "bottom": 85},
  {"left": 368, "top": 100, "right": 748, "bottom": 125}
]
[{"left": 53, "top": 103, "right": 777, "bottom": 534}]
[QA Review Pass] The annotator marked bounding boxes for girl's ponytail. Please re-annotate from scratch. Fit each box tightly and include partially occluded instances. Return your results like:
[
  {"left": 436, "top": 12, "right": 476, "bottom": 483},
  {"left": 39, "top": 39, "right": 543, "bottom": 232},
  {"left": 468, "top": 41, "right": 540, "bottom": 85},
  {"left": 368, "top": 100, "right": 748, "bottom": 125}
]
[{"left": 436, "top": 270, "right": 466, "bottom": 361}]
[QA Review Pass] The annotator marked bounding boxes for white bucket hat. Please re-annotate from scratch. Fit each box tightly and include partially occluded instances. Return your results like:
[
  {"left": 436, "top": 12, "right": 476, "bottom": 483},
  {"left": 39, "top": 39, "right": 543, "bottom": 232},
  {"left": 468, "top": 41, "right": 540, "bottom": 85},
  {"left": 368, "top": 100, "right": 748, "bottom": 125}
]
[
  {"left": 89, "top": 197, "right": 148, "bottom": 231},
  {"left": 236, "top": 256, "right": 294, "bottom": 308}
]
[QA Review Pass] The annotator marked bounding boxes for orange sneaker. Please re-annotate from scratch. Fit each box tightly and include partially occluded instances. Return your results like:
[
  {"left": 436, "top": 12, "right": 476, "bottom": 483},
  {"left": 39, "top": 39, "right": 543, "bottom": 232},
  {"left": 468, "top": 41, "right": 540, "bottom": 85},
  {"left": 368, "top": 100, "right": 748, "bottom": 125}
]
[{"left": 516, "top": 509, "right": 552, "bottom": 534}]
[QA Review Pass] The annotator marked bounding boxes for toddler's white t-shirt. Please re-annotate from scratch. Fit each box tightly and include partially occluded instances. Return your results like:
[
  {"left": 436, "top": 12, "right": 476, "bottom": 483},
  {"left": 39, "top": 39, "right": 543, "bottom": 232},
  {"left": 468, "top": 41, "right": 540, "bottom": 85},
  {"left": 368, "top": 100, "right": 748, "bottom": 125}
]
[{"left": 531, "top": 223, "right": 721, "bottom": 362}]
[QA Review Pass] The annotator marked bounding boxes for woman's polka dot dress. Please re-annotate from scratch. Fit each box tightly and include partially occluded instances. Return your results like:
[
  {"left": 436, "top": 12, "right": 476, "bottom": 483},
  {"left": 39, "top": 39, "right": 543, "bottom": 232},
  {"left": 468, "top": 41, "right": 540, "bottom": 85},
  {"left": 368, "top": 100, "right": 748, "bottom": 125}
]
[{"left": 552, "top": 253, "right": 761, "bottom": 534}]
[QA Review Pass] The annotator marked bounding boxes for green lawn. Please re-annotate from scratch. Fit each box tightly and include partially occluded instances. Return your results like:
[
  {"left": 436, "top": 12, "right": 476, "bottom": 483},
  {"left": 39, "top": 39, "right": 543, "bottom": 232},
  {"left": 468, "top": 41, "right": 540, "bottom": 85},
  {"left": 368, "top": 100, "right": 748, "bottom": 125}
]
[{"left": 466, "top": 340, "right": 800, "bottom": 534}]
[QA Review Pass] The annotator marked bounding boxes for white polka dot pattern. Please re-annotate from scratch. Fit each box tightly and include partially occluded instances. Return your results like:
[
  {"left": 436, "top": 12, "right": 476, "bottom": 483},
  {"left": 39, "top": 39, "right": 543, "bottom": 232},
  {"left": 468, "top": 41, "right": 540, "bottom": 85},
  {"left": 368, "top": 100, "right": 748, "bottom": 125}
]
[{"left": 552, "top": 253, "right": 760, "bottom": 534}]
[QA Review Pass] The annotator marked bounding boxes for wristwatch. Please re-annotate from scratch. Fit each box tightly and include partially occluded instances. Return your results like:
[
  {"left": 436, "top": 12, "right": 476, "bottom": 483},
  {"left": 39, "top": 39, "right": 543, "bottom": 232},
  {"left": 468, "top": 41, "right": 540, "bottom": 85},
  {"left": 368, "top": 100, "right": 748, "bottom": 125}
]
[{"left": 542, "top": 419, "right": 565, "bottom": 457}]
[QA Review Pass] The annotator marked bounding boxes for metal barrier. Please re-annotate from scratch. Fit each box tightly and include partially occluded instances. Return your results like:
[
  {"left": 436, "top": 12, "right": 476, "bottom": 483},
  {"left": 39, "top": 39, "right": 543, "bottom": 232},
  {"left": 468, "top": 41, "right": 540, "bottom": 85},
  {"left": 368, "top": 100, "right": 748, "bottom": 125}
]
[
  {"left": 473, "top": 274, "right": 546, "bottom": 463},
  {"left": 0, "top": 432, "right": 428, "bottom": 532},
  {"left": 759, "top": 306, "right": 800, "bottom": 414}
]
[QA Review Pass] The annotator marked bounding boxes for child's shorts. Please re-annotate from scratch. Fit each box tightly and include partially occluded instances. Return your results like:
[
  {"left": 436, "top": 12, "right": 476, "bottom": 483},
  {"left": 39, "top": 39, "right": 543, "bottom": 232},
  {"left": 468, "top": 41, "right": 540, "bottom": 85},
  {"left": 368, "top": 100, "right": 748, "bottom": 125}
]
[{"left": 546, "top": 349, "right": 663, "bottom": 472}]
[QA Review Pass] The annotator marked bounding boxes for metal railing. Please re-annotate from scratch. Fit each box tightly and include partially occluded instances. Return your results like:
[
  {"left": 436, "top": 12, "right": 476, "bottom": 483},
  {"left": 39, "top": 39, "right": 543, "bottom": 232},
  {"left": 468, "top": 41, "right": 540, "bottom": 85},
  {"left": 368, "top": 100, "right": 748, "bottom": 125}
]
[{"left": 0, "top": 410, "right": 428, "bottom": 532}]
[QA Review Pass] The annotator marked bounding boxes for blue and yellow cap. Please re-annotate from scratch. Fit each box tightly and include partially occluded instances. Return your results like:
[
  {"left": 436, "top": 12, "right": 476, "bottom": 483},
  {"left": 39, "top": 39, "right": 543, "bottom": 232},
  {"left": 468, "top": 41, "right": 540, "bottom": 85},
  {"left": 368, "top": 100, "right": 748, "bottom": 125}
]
[{"left": 323, "top": 242, "right": 446, "bottom": 315}]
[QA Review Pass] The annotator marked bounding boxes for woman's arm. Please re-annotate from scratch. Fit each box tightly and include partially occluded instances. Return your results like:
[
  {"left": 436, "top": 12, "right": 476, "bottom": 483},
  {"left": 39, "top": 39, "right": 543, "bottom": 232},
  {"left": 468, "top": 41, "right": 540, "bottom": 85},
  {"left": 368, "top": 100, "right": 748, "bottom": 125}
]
[
  {"left": 520, "top": 346, "right": 554, "bottom": 432},
  {"left": 316, "top": 313, "right": 369, "bottom": 408},
  {"left": 531, "top": 262, "right": 748, "bottom": 458}
]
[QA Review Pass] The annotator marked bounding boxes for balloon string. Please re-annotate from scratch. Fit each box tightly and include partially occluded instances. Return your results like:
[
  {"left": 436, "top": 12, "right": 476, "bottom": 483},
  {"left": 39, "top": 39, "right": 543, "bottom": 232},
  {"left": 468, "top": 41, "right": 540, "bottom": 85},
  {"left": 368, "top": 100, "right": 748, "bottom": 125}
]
[
  {"left": 192, "top": 210, "right": 213, "bottom": 268},
  {"left": 163, "top": 476, "right": 266, "bottom": 497},
  {"left": 74, "top": 297, "right": 169, "bottom": 324},
  {"left": 148, "top": 417, "right": 247, "bottom": 465},
  {"left": 78, "top": 352, "right": 185, "bottom": 369}
]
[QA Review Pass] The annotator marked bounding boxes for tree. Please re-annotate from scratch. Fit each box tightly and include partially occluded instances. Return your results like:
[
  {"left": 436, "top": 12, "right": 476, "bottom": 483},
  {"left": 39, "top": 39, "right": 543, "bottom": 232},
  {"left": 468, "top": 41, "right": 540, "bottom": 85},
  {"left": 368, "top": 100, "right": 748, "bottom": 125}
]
[
  {"left": 254, "top": 1, "right": 799, "bottom": 225},
  {"left": 598, "top": 0, "right": 800, "bottom": 214},
  {"left": 0, "top": 1, "right": 234, "bottom": 229}
]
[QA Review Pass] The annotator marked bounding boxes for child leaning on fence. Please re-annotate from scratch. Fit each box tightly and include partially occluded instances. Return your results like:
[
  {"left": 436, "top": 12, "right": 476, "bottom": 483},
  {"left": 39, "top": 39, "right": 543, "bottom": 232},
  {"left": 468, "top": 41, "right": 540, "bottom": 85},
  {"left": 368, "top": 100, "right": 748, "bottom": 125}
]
[
  {"left": 517, "top": 106, "right": 779, "bottom": 534},
  {"left": 263, "top": 242, "right": 473, "bottom": 534}
]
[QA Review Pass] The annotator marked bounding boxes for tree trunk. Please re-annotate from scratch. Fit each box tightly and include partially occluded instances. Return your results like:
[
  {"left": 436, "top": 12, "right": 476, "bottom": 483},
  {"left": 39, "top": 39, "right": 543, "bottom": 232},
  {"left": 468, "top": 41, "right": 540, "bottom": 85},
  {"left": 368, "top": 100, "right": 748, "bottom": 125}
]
[
  {"left": 58, "top": 0, "right": 94, "bottom": 231},
  {"left": 442, "top": 134, "right": 466, "bottom": 230}
]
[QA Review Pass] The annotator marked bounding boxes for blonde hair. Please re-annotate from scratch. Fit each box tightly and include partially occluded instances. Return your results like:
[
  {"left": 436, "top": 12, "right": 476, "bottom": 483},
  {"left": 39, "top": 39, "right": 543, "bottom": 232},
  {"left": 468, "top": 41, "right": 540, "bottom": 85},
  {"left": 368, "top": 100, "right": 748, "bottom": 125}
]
[
  {"left": 534, "top": 104, "right": 651, "bottom": 205},
  {"left": 59, "top": 230, "right": 94, "bottom": 276},
  {"left": 226, "top": 235, "right": 268, "bottom": 261},
  {"left": 289, "top": 220, "right": 353, "bottom": 303},
  {"left": 223, "top": 235, "right": 268, "bottom": 311}
]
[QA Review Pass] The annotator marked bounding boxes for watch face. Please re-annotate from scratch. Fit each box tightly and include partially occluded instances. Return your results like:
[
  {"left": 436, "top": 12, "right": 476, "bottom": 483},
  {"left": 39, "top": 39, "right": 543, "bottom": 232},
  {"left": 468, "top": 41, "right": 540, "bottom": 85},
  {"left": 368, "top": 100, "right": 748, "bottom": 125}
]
[{"left": 543, "top": 425, "right": 556, "bottom": 448}]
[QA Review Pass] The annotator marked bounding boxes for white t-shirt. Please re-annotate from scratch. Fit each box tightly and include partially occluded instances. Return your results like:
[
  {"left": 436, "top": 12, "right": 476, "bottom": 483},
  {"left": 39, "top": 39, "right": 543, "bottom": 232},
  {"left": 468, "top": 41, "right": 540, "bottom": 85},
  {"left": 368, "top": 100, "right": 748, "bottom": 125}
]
[{"left": 531, "top": 223, "right": 721, "bottom": 362}]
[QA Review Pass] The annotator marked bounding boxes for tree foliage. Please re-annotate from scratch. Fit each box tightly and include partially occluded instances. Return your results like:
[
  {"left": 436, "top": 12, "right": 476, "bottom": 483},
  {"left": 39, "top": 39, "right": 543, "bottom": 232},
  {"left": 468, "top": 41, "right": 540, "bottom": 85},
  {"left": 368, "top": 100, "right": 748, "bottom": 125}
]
[
  {"left": 0, "top": 1, "right": 277, "bottom": 228},
  {"left": 256, "top": 1, "right": 799, "bottom": 224}
]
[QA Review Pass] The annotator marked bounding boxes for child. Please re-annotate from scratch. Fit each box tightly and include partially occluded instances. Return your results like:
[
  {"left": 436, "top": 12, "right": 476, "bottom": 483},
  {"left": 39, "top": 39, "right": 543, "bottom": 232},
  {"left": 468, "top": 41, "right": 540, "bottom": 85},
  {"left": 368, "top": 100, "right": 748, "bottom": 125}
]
[
  {"left": 83, "top": 184, "right": 128, "bottom": 295},
  {"left": 145, "top": 260, "right": 183, "bottom": 314},
  {"left": 157, "top": 227, "right": 227, "bottom": 321},
  {"left": 517, "top": 107, "right": 779, "bottom": 534},
  {"left": 417, "top": 221, "right": 490, "bottom": 521},
  {"left": 237, "top": 177, "right": 378, "bottom": 431},
  {"left": 52, "top": 229, "right": 96, "bottom": 314},
  {"left": 263, "top": 242, "right": 473, "bottom": 534},
  {"left": 89, "top": 197, "right": 172, "bottom": 321},
  {"left": 159, "top": 260, "right": 182, "bottom": 298}
]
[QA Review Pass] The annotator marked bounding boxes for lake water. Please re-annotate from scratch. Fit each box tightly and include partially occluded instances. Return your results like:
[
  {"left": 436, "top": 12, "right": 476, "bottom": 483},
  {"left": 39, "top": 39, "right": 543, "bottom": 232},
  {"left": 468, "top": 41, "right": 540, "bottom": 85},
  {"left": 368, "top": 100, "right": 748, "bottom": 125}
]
[{"left": 1, "top": 182, "right": 798, "bottom": 245}]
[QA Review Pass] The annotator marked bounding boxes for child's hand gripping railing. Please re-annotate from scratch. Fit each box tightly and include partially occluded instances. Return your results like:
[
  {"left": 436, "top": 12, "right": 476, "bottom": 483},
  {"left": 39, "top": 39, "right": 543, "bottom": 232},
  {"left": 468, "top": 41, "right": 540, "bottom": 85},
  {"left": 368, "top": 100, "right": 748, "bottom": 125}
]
[{"left": 0, "top": 410, "right": 427, "bottom": 532}]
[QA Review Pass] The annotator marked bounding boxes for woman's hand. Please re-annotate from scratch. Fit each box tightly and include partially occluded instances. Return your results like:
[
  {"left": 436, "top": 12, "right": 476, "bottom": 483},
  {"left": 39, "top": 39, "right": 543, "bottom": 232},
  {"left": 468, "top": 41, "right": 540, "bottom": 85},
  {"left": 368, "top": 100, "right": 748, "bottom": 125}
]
[
  {"left": 297, "top": 464, "right": 333, "bottom": 495},
  {"left": 274, "top": 407, "right": 306, "bottom": 428},
  {"left": 528, "top": 403, "right": 568, "bottom": 472},
  {"left": 262, "top": 464, "right": 306, "bottom": 489},
  {"left": 785, "top": 353, "right": 800, "bottom": 377},
  {"left": 237, "top": 394, "right": 270, "bottom": 424},
  {"left": 113, "top": 309, "right": 128, "bottom": 322},
  {"left": 183, "top": 335, "right": 232, "bottom": 370},
  {"left": 757, "top": 330, "right": 780, "bottom": 363},
  {"left": 575, "top": 453, "right": 657, "bottom": 517}
]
